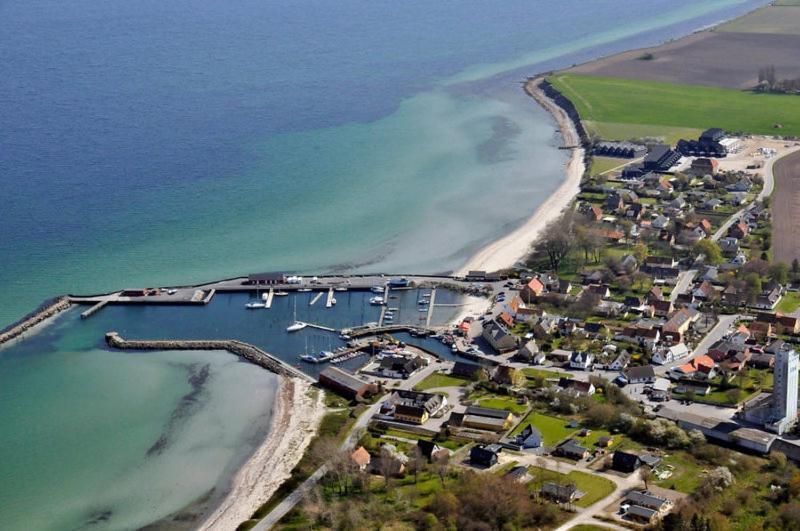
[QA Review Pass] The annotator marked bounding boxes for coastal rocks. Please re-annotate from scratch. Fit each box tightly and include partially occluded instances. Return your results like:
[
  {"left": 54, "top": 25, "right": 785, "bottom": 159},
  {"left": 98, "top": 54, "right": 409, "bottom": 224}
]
[
  {"left": 104, "top": 332, "right": 313, "bottom": 382},
  {"left": 0, "top": 296, "right": 71, "bottom": 347},
  {"left": 535, "top": 78, "right": 589, "bottom": 146}
]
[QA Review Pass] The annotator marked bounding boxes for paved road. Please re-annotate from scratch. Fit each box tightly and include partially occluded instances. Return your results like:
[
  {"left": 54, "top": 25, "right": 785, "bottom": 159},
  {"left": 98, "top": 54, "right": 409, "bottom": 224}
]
[
  {"left": 253, "top": 363, "right": 440, "bottom": 529},
  {"left": 670, "top": 269, "right": 698, "bottom": 302},
  {"left": 495, "top": 453, "right": 637, "bottom": 531}
]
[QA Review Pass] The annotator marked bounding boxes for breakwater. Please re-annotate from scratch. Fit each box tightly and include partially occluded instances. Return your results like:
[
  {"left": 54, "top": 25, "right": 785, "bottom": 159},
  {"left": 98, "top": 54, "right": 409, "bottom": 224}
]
[
  {"left": 0, "top": 296, "right": 71, "bottom": 347},
  {"left": 535, "top": 77, "right": 589, "bottom": 146},
  {"left": 105, "top": 332, "right": 313, "bottom": 382}
]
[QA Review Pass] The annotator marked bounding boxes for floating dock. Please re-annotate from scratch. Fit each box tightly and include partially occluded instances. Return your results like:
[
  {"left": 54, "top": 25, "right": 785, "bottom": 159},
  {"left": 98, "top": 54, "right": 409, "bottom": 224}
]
[
  {"left": 325, "top": 287, "right": 334, "bottom": 308},
  {"left": 425, "top": 287, "right": 437, "bottom": 327},
  {"left": 265, "top": 288, "right": 274, "bottom": 308},
  {"left": 309, "top": 292, "right": 323, "bottom": 306}
]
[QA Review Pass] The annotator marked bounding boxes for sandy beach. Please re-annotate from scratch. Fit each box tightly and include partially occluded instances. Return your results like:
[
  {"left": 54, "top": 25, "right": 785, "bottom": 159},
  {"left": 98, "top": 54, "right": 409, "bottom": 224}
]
[
  {"left": 199, "top": 377, "right": 325, "bottom": 531},
  {"left": 456, "top": 77, "right": 585, "bottom": 276}
]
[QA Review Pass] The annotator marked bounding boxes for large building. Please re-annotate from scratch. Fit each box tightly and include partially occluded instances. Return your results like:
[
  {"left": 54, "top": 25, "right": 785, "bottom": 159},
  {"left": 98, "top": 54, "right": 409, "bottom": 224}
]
[
  {"left": 770, "top": 348, "right": 799, "bottom": 434},
  {"left": 642, "top": 144, "right": 681, "bottom": 172},
  {"left": 676, "top": 128, "right": 741, "bottom": 158}
]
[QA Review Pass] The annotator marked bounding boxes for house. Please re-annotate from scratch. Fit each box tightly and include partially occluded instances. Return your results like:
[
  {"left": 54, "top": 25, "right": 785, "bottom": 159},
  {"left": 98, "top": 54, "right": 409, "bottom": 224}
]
[
  {"left": 541, "top": 482, "right": 583, "bottom": 503},
  {"left": 318, "top": 367, "right": 378, "bottom": 399},
  {"left": 584, "top": 322, "right": 609, "bottom": 339},
  {"left": 589, "top": 227, "right": 625, "bottom": 242},
  {"left": 584, "top": 284, "right": 611, "bottom": 299},
  {"left": 693, "top": 281, "right": 715, "bottom": 301},
  {"left": 370, "top": 444, "right": 408, "bottom": 476},
  {"left": 728, "top": 221, "right": 749, "bottom": 240},
  {"left": 699, "top": 218, "right": 713, "bottom": 236},
  {"left": 380, "top": 390, "right": 445, "bottom": 424},
  {"left": 750, "top": 352, "right": 775, "bottom": 369},
  {"left": 626, "top": 505, "right": 659, "bottom": 524},
  {"left": 553, "top": 439, "right": 590, "bottom": 460},
  {"left": 416, "top": 440, "right": 450, "bottom": 463},
  {"left": 626, "top": 490, "right": 673, "bottom": 512},
  {"left": 569, "top": 351, "right": 595, "bottom": 371},
  {"left": 625, "top": 202, "right": 646, "bottom": 220},
  {"left": 752, "top": 286, "right": 782, "bottom": 310},
  {"left": 727, "top": 176, "right": 753, "bottom": 192},
  {"left": 647, "top": 286, "right": 664, "bottom": 303},
  {"left": 549, "top": 349, "right": 573, "bottom": 363},
  {"left": 718, "top": 237, "right": 740, "bottom": 256},
  {"left": 616, "top": 326, "right": 661, "bottom": 350},
  {"left": 482, "top": 319, "right": 519, "bottom": 353},
  {"left": 662, "top": 308, "right": 699, "bottom": 344},
  {"left": 668, "top": 355, "right": 716, "bottom": 381},
  {"left": 605, "top": 193, "right": 624, "bottom": 213},
  {"left": 579, "top": 202, "right": 603, "bottom": 222},
  {"left": 623, "top": 365, "right": 656, "bottom": 384},
  {"left": 470, "top": 444, "right": 502, "bottom": 467},
  {"left": 350, "top": 446, "right": 372, "bottom": 471},
  {"left": 651, "top": 215, "right": 670, "bottom": 230},
  {"left": 516, "top": 340, "right": 545, "bottom": 364},
  {"left": 594, "top": 141, "right": 646, "bottom": 159},
  {"left": 505, "top": 465, "right": 533, "bottom": 483},
  {"left": 558, "top": 377, "right": 596, "bottom": 396},
  {"left": 462, "top": 406, "right": 514, "bottom": 432},
  {"left": 652, "top": 300, "right": 674, "bottom": 318},
  {"left": 597, "top": 436, "right": 614, "bottom": 448},
  {"left": 514, "top": 424, "right": 544, "bottom": 451},
  {"left": 452, "top": 361, "right": 489, "bottom": 380},
  {"left": 378, "top": 355, "right": 426, "bottom": 379},
  {"left": 612, "top": 450, "right": 644, "bottom": 473},
  {"left": 558, "top": 279, "right": 574, "bottom": 294},
  {"left": 652, "top": 343, "right": 690, "bottom": 365},
  {"left": 609, "top": 351, "right": 631, "bottom": 371},
  {"left": 690, "top": 157, "right": 719, "bottom": 176},
  {"left": 521, "top": 277, "right": 546, "bottom": 301},
  {"left": 643, "top": 144, "right": 681, "bottom": 172}
]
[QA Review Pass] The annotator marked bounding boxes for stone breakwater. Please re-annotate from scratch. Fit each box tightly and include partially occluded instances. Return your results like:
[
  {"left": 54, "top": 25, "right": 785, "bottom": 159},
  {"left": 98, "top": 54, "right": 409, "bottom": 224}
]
[
  {"left": 105, "top": 332, "right": 313, "bottom": 382},
  {"left": 534, "top": 77, "right": 589, "bottom": 146},
  {"left": 0, "top": 296, "right": 71, "bottom": 347}
]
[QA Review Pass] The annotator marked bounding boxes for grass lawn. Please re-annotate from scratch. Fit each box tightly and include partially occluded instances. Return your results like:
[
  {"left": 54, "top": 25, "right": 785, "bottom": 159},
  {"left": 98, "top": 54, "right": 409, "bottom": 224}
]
[
  {"left": 655, "top": 451, "right": 706, "bottom": 493},
  {"left": 589, "top": 156, "right": 630, "bottom": 176},
  {"left": 477, "top": 396, "right": 529, "bottom": 415},
  {"left": 777, "top": 291, "right": 800, "bottom": 314},
  {"left": 585, "top": 120, "right": 702, "bottom": 145},
  {"left": 523, "top": 367, "right": 574, "bottom": 380},
  {"left": 527, "top": 467, "right": 615, "bottom": 508},
  {"left": 550, "top": 74, "right": 800, "bottom": 137},
  {"left": 511, "top": 411, "right": 576, "bottom": 446},
  {"left": 413, "top": 372, "right": 469, "bottom": 391}
]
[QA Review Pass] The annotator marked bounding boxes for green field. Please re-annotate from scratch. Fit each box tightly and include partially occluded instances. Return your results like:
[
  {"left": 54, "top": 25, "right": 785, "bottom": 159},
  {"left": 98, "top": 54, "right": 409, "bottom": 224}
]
[
  {"left": 528, "top": 467, "right": 616, "bottom": 508},
  {"left": 549, "top": 74, "right": 800, "bottom": 138},
  {"left": 522, "top": 368, "right": 573, "bottom": 380},
  {"left": 511, "top": 411, "right": 576, "bottom": 446},
  {"left": 585, "top": 121, "right": 702, "bottom": 145},
  {"left": 777, "top": 291, "right": 800, "bottom": 314},
  {"left": 477, "top": 396, "right": 529, "bottom": 415},
  {"left": 589, "top": 156, "right": 630, "bottom": 176},
  {"left": 413, "top": 372, "right": 469, "bottom": 391}
]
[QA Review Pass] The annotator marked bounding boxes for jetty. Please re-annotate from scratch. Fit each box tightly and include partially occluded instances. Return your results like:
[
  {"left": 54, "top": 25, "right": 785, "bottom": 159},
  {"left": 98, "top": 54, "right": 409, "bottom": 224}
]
[
  {"left": 303, "top": 322, "right": 337, "bottom": 332},
  {"left": 325, "top": 287, "right": 334, "bottom": 308},
  {"left": 309, "top": 292, "right": 323, "bottom": 306},
  {"left": 81, "top": 300, "right": 108, "bottom": 319},
  {"left": 105, "top": 332, "right": 313, "bottom": 382},
  {"left": 265, "top": 288, "right": 274, "bottom": 308},
  {"left": 0, "top": 297, "right": 72, "bottom": 347},
  {"left": 425, "top": 287, "right": 437, "bottom": 327}
]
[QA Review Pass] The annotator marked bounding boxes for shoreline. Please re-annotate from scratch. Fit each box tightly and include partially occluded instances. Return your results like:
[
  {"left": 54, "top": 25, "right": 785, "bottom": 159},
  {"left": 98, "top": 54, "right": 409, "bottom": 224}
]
[
  {"left": 198, "top": 377, "right": 324, "bottom": 531},
  {"left": 455, "top": 76, "right": 585, "bottom": 276}
]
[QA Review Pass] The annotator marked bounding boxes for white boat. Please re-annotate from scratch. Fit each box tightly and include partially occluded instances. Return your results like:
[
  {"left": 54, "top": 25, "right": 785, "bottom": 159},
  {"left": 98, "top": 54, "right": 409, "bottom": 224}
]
[
  {"left": 371, "top": 286, "right": 385, "bottom": 293},
  {"left": 331, "top": 298, "right": 337, "bottom": 305},
  {"left": 418, "top": 299, "right": 430, "bottom": 305},
  {"left": 369, "top": 296, "right": 385, "bottom": 305},
  {"left": 286, "top": 299, "right": 307, "bottom": 332},
  {"left": 274, "top": 291, "right": 289, "bottom": 296},
  {"left": 334, "top": 287, "right": 347, "bottom": 292},
  {"left": 297, "top": 288, "right": 312, "bottom": 292},
  {"left": 418, "top": 308, "right": 428, "bottom": 312},
  {"left": 245, "top": 302, "right": 266, "bottom": 309}
]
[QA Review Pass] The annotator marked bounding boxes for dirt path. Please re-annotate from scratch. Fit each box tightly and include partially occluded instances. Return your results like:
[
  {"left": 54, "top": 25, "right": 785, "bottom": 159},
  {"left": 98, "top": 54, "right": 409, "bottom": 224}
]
[{"left": 772, "top": 150, "right": 800, "bottom": 264}]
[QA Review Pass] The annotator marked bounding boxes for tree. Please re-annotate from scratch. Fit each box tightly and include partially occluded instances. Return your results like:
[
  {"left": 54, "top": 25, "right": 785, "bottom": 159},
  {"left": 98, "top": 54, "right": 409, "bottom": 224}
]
[
  {"left": 409, "top": 445, "right": 426, "bottom": 484},
  {"left": 792, "top": 258, "right": 800, "bottom": 281},
  {"left": 632, "top": 243, "right": 649, "bottom": 263},
  {"left": 693, "top": 239, "right": 724, "bottom": 265},
  {"left": 743, "top": 272, "right": 763, "bottom": 304},
  {"left": 769, "top": 262, "right": 790, "bottom": 285},
  {"left": 538, "top": 215, "right": 575, "bottom": 271},
  {"left": 640, "top": 466, "right": 653, "bottom": 490}
]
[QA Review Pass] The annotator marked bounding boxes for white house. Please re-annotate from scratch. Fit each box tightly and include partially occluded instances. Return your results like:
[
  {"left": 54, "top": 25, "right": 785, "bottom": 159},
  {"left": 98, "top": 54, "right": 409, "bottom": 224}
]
[
  {"left": 652, "top": 343, "right": 690, "bottom": 365},
  {"left": 609, "top": 351, "right": 631, "bottom": 371},
  {"left": 569, "top": 351, "right": 595, "bottom": 371}
]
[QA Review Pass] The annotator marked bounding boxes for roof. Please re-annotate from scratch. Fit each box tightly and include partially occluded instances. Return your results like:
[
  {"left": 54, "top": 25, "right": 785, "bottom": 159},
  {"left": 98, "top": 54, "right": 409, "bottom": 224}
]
[
  {"left": 557, "top": 438, "right": 589, "bottom": 455},
  {"left": 613, "top": 450, "right": 641, "bottom": 470},
  {"left": 627, "top": 505, "right": 658, "bottom": 519},
  {"left": 627, "top": 490, "right": 670, "bottom": 509},
  {"left": 350, "top": 446, "right": 371, "bottom": 467},
  {"left": 319, "top": 366, "right": 370, "bottom": 392},
  {"left": 465, "top": 405, "right": 511, "bottom": 419},
  {"left": 626, "top": 365, "right": 655, "bottom": 381}
]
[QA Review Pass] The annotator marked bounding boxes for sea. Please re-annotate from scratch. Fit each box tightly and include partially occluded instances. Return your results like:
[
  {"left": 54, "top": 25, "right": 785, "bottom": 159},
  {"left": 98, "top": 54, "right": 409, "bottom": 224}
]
[{"left": 0, "top": 0, "right": 770, "bottom": 529}]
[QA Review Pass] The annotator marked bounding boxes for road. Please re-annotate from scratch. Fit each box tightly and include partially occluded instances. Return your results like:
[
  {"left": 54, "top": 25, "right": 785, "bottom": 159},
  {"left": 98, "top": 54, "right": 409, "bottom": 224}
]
[
  {"left": 253, "top": 363, "right": 441, "bottom": 529},
  {"left": 495, "top": 453, "right": 637, "bottom": 531},
  {"left": 670, "top": 269, "right": 698, "bottom": 302},
  {"left": 654, "top": 313, "right": 738, "bottom": 376}
]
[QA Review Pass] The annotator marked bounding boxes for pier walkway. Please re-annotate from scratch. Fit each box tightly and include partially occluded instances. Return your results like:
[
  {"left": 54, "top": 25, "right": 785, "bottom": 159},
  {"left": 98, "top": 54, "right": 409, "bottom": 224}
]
[
  {"left": 309, "top": 292, "right": 323, "bottom": 306},
  {"left": 325, "top": 287, "right": 334, "bottom": 308},
  {"left": 303, "top": 322, "right": 337, "bottom": 332},
  {"left": 265, "top": 288, "right": 274, "bottom": 308},
  {"left": 105, "top": 332, "right": 313, "bottom": 383},
  {"left": 80, "top": 300, "right": 108, "bottom": 319},
  {"left": 425, "top": 287, "right": 437, "bottom": 327}
]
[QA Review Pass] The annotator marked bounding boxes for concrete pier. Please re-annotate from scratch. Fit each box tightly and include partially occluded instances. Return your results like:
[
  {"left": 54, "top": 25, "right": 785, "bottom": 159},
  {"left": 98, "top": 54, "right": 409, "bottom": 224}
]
[
  {"left": 81, "top": 300, "right": 108, "bottom": 319},
  {"left": 325, "top": 287, "right": 334, "bottom": 308},
  {"left": 303, "top": 322, "right": 337, "bottom": 332},
  {"left": 425, "top": 287, "right": 437, "bottom": 327},
  {"left": 309, "top": 292, "right": 323, "bottom": 306},
  {"left": 105, "top": 332, "right": 313, "bottom": 382},
  {"left": 265, "top": 288, "right": 274, "bottom": 308}
]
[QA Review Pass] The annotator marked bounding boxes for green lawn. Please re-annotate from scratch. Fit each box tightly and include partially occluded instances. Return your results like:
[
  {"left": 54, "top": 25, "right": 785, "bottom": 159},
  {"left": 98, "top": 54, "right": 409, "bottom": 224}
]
[
  {"left": 527, "top": 467, "right": 615, "bottom": 508},
  {"left": 522, "top": 368, "right": 574, "bottom": 380},
  {"left": 511, "top": 411, "right": 576, "bottom": 446},
  {"left": 550, "top": 74, "right": 800, "bottom": 137},
  {"left": 477, "top": 396, "right": 529, "bottom": 415},
  {"left": 655, "top": 451, "right": 706, "bottom": 493},
  {"left": 585, "top": 120, "right": 702, "bottom": 145},
  {"left": 413, "top": 372, "right": 469, "bottom": 391},
  {"left": 589, "top": 156, "right": 630, "bottom": 176},
  {"left": 777, "top": 291, "right": 800, "bottom": 314}
]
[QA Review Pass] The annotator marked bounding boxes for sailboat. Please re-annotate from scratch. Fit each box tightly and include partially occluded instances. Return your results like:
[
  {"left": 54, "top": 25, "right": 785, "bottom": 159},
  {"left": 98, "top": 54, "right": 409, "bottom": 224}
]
[{"left": 286, "top": 298, "right": 307, "bottom": 332}]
